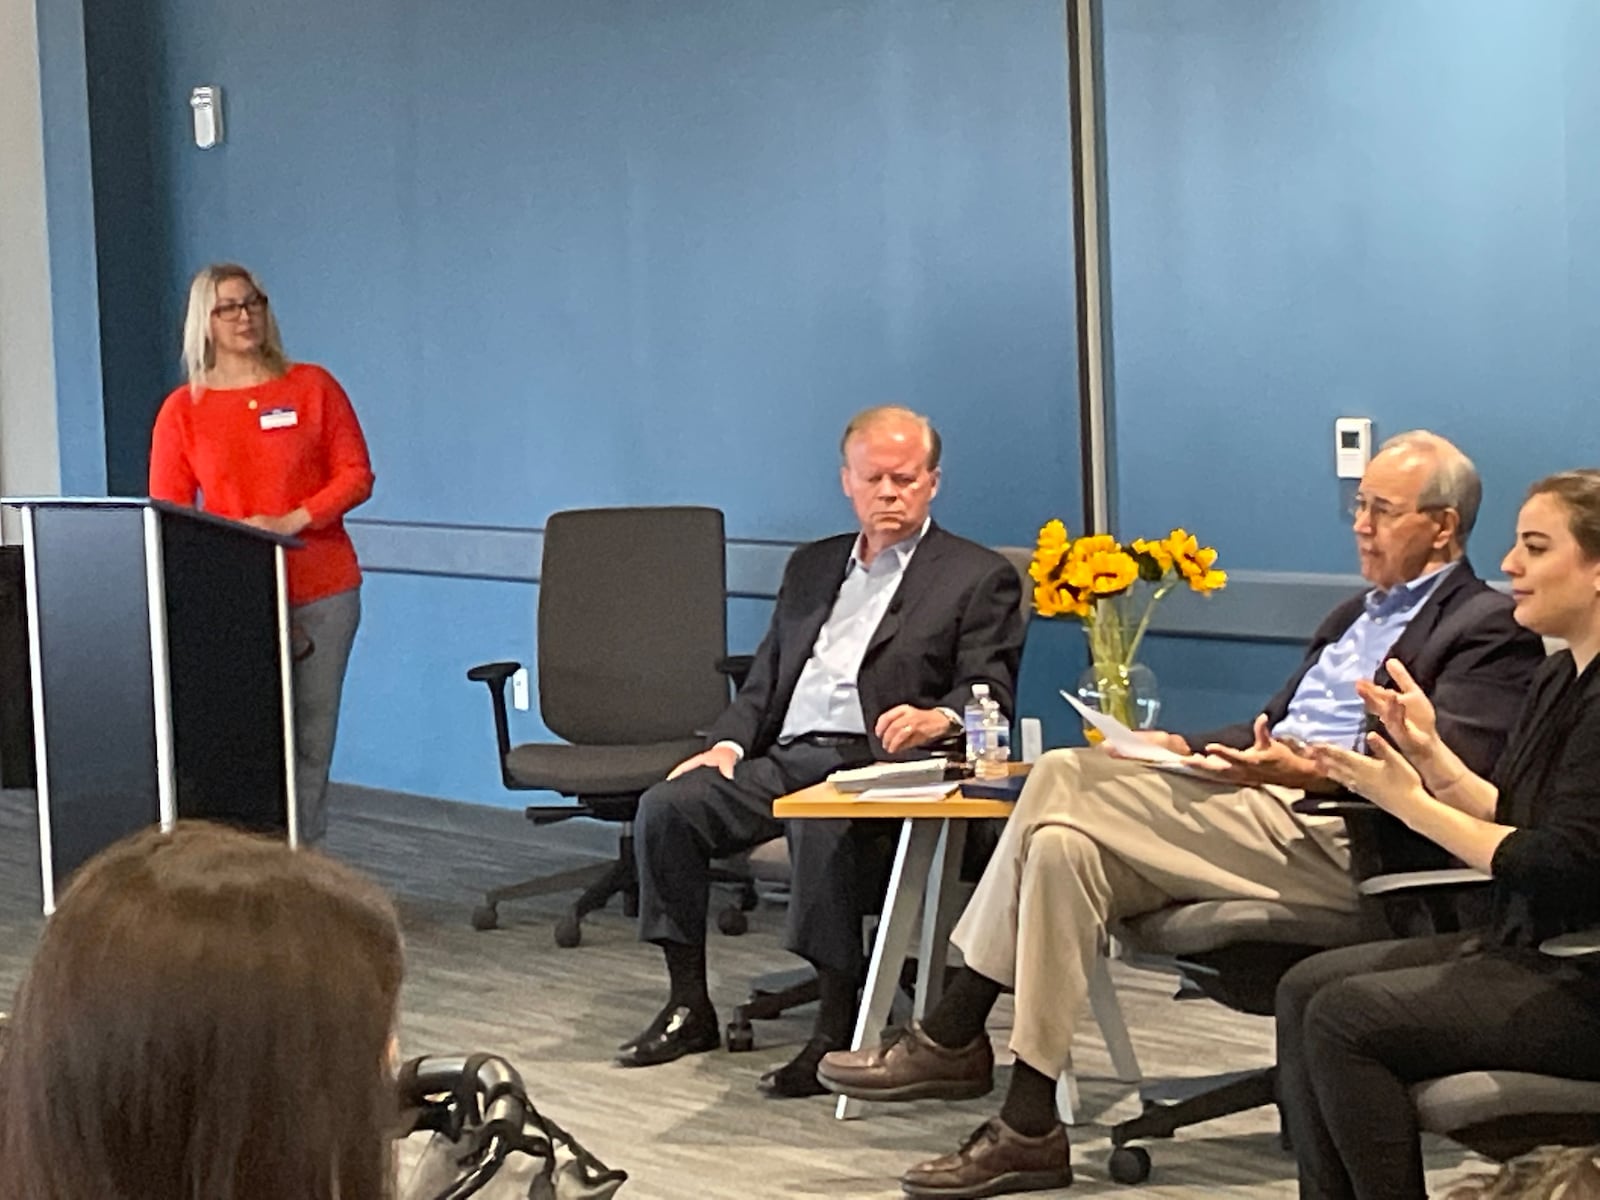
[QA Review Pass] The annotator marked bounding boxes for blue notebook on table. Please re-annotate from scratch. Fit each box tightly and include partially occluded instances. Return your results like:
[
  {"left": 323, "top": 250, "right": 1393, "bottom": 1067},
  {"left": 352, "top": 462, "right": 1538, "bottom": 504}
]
[{"left": 959, "top": 773, "right": 1028, "bottom": 802}]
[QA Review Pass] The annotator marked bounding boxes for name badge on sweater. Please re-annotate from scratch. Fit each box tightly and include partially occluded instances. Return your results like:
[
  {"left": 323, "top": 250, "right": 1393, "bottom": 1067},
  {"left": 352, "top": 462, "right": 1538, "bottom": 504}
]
[{"left": 260, "top": 407, "right": 298, "bottom": 431}]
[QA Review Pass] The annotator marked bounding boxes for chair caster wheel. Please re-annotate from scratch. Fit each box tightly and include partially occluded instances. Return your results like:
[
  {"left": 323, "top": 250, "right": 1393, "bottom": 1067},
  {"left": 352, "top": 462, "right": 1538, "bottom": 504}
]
[
  {"left": 471, "top": 904, "right": 499, "bottom": 931},
  {"left": 717, "top": 907, "right": 748, "bottom": 936},
  {"left": 554, "top": 913, "right": 582, "bottom": 948},
  {"left": 726, "top": 1022, "right": 755, "bottom": 1053},
  {"left": 1109, "top": 1146, "right": 1152, "bottom": 1184}
]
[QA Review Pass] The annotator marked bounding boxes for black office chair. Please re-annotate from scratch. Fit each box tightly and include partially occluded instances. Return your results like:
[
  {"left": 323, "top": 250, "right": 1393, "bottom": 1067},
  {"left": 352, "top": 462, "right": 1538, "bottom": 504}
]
[
  {"left": 1102, "top": 800, "right": 1489, "bottom": 1184},
  {"left": 1409, "top": 925, "right": 1600, "bottom": 1158},
  {"left": 467, "top": 506, "right": 743, "bottom": 948}
]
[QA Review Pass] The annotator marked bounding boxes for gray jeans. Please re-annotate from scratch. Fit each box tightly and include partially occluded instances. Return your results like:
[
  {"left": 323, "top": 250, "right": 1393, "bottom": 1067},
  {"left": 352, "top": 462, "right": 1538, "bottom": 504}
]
[{"left": 291, "top": 586, "right": 361, "bottom": 843}]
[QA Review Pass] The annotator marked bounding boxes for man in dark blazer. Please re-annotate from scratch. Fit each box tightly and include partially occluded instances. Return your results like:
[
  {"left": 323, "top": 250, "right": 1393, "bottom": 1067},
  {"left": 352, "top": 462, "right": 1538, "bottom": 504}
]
[
  {"left": 619, "top": 406, "right": 1025, "bottom": 1098},
  {"left": 818, "top": 431, "right": 1546, "bottom": 1199}
]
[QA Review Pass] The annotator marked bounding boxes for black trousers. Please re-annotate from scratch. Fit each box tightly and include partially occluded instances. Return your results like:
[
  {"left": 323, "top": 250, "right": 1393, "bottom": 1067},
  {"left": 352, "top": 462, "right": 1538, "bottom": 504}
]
[
  {"left": 633, "top": 739, "right": 885, "bottom": 976},
  {"left": 1276, "top": 931, "right": 1600, "bottom": 1200}
]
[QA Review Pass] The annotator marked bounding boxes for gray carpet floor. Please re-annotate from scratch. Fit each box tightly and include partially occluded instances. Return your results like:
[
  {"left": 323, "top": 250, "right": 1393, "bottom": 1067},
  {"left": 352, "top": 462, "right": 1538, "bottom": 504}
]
[{"left": 0, "top": 785, "right": 1492, "bottom": 1198}]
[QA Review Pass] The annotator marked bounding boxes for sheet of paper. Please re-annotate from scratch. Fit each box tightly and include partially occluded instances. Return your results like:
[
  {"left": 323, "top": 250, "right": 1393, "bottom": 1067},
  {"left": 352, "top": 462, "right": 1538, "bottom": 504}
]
[
  {"left": 1058, "top": 689, "right": 1227, "bottom": 780},
  {"left": 856, "top": 782, "right": 961, "bottom": 802}
]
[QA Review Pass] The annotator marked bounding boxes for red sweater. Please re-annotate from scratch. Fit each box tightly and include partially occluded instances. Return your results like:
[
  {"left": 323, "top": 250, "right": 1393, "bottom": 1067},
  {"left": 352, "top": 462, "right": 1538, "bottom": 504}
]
[{"left": 149, "top": 363, "right": 375, "bottom": 606}]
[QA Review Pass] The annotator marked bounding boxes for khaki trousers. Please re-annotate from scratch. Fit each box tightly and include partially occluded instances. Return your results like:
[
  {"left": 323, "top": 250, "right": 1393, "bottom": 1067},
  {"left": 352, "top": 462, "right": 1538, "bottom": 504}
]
[{"left": 950, "top": 748, "right": 1355, "bottom": 1079}]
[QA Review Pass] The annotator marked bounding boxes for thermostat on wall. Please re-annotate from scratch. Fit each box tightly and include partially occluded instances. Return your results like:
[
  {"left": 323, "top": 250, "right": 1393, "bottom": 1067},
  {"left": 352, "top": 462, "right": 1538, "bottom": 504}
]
[
  {"left": 190, "top": 86, "right": 223, "bottom": 149},
  {"left": 1335, "top": 417, "right": 1372, "bottom": 479}
]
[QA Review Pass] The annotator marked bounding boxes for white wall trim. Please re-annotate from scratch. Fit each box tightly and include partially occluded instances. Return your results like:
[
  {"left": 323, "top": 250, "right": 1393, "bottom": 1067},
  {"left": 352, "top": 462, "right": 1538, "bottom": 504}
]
[{"left": 0, "top": 0, "right": 62, "bottom": 543}]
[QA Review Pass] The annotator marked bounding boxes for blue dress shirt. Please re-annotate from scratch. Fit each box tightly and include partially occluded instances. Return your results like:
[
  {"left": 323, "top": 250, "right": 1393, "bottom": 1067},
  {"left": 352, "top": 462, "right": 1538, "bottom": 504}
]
[
  {"left": 775, "top": 520, "right": 930, "bottom": 742},
  {"left": 1272, "top": 561, "right": 1457, "bottom": 749}
]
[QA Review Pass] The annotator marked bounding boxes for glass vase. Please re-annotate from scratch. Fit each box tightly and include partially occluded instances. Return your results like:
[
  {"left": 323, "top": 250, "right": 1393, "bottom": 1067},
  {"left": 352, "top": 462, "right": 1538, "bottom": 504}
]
[{"left": 1075, "top": 659, "right": 1161, "bottom": 736}]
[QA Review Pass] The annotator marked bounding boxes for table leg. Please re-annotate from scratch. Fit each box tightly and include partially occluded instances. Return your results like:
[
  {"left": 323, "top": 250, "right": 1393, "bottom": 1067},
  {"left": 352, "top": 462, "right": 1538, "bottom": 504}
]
[
  {"left": 913, "top": 818, "right": 968, "bottom": 1020},
  {"left": 835, "top": 816, "right": 940, "bottom": 1121}
]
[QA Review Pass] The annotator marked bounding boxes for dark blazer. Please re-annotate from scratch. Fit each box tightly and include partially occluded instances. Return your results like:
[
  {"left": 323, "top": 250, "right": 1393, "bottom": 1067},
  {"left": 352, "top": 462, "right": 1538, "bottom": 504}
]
[
  {"left": 1487, "top": 653, "right": 1600, "bottom": 947},
  {"left": 1191, "top": 559, "right": 1545, "bottom": 780},
  {"left": 706, "top": 523, "right": 1025, "bottom": 761}
]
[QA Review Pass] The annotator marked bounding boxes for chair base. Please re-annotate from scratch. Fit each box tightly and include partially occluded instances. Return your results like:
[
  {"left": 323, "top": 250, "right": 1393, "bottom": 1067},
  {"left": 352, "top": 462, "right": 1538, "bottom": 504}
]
[
  {"left": 727, "top": 967, "right": 821, "bottom": 1052},
  {"left": 473, "top": 828, "right": 641, "bottom": 947},
  {"left": 1107, "top": 1067, "right": 1283, "bottom": 1184}
]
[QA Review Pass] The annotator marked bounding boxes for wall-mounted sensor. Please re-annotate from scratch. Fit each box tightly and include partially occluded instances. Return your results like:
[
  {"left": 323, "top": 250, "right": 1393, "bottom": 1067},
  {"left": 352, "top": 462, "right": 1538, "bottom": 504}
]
[
  {"left": 1335, "top": 417, "right": 1373, "bottom": 479},
  {"left": 190, "top": 86, "right": 223, "bottom": 149}
]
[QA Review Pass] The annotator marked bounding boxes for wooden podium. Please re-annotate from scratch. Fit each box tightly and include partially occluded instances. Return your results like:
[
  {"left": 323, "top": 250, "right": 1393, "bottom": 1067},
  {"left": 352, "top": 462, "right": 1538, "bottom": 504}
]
[{"left": 2, "top": 497, "right": 300, "bottom": 911}]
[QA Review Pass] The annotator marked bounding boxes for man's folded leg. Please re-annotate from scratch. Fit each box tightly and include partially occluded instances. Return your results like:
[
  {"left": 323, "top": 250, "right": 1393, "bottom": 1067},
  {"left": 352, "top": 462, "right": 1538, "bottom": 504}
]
[{"left": 621, "top": 758, "right": 787, "bottom": 1068}]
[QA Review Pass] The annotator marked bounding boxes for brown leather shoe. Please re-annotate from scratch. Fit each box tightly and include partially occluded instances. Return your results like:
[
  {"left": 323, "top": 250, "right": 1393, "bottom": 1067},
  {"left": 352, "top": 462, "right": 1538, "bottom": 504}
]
[
  {"left": 901, "top": 1118, "right": 1072, "bottom": 1198},
  {"left": 816, "top": 1022, "right": 994, "bottom": 1101}
]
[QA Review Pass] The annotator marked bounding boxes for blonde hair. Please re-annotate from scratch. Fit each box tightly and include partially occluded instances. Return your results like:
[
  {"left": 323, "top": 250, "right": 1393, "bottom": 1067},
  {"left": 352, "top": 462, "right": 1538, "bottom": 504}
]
[
  {"left": 839, "top": 405, "right": 942, "bottom": 470},
  {"left": 1441, "top": 1145, "right": 1600, "bottom": 1200},
  {"left": 181, "top": 263, "right": 289, "bottom": 397}
]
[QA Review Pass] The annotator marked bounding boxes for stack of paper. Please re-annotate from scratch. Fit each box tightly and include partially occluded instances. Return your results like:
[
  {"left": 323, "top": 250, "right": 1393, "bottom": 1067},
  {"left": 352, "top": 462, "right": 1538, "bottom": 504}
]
[{"left": 856, "top": 781, "right": 961, "bottom": 802}]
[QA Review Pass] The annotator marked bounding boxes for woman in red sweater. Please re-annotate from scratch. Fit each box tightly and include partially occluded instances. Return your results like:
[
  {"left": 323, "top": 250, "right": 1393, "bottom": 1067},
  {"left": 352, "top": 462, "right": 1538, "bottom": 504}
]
[{"left": 149, "top": 263, "right": 374, "bottom": 844}]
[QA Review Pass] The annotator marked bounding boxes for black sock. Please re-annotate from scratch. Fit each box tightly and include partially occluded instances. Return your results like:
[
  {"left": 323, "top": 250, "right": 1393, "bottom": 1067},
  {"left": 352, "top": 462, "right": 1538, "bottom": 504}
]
[
  {"left": 813, "top": 966, "right": 858, "bottom": 1048},
  {"left": 999, "top": 1058, "right": 1059, "bottom": 1138},
  {"left": 662, "top": 940, "right": 712, "bottom": 1015},
  {"left": 921, "top": 966, "right": 1002, "bottom": 1049}
]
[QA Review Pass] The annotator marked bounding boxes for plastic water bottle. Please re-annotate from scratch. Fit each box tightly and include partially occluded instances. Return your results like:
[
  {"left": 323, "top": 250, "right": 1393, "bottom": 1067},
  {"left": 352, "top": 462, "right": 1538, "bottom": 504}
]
[
  {"left": 976, "top": 695, "right": 1011, "bottom": 780},
  {"left": 964, "top": 684, "right": 992, "bottom": 773}
]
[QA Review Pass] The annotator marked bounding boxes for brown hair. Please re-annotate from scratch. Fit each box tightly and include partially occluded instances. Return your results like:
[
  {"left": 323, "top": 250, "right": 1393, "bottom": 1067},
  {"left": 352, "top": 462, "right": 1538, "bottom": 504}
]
[
  {"left": 0, "top": 822, "right": 404, "bottom": 1200},
  {"left": 1528, "top": 470, "right": 1600, "bottom": 562},
  {"left": 840, "top": 405, "right": 943, "bottom": 470}
]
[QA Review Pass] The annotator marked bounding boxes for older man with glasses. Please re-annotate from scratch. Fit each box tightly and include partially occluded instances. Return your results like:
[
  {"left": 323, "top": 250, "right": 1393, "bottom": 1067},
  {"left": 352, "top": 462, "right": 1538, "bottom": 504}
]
[{"left": 818, "top": 430, "right": 1547, "bottom": 1200}]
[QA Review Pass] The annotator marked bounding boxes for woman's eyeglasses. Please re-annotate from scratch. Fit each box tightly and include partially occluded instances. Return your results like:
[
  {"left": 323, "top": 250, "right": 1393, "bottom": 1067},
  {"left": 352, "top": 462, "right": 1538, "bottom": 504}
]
[{"left": 212, "top": 294, "right": 268, "bottom": 321}]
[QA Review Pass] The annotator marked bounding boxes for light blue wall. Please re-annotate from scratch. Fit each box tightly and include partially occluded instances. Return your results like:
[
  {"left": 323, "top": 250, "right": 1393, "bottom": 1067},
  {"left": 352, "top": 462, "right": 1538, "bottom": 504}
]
[
  {"left": 1100, "top": 0, "right": 1600, "bottom": 726},
  {"left": 51, "top": 0, "right": 1083, "bottom": 805}
]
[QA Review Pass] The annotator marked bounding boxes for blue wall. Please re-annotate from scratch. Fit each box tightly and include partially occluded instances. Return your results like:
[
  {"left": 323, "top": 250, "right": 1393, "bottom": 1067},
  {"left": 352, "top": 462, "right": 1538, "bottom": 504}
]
[
  {"left": 1100, "top": 0, "right": 1600, "bottom": 727},
  {"left": 59, "top": 0, "right": 1083, "bottom": 805},
  {"left": 40, "top": 1, "right": 1600, "bottom": 802}
]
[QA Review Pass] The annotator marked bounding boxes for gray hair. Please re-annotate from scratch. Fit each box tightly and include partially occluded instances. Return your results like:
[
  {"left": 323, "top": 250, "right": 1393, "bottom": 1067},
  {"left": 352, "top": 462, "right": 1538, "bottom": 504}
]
[{"left": 1378, "top": 430, "right": 1482, "bottom": 542}]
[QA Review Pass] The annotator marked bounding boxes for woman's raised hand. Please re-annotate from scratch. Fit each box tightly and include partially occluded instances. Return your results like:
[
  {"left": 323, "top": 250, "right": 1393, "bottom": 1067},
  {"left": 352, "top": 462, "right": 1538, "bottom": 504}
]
[{"left": 1355, "top": 658, "right": 1439, "bottom": 762}]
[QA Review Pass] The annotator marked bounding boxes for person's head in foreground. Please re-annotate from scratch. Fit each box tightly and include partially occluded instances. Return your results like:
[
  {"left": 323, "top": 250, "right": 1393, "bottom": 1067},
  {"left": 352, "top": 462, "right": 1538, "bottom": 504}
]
[
  {"left": 1442, "top": 1144, "right": 1600, "bottom": 1200},
  {"left": 1351, "top": 430, "right": 1480, "bottom": 591},
  {"left": 1503, "top": 469, "right": 1600, "bottom": 656},
  {"left": 0, "top": 822, "right": 404, "bottom": 1200}
]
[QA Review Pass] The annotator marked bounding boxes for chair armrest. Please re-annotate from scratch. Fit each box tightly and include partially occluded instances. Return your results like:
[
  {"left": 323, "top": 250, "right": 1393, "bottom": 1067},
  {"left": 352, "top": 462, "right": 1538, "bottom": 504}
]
[
  {"left": 1292, "top": 795, "right": 1387, "bottom": 818},
  {"left": 466, "top": 660, "right": 523, "bottom": 786},
  {"left": 1359, "top": 868, "right": 1493, "bottom": 897},
  {"left": 1541, "top": 930, "right": 1600, "bottom": 959},
  {"left": 718, "top": 655, "right": 755, "bottom": 691}
]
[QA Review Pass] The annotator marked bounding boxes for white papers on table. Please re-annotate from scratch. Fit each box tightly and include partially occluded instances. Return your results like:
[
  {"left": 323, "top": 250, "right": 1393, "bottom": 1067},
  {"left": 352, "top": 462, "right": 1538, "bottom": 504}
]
[
  {"left": 1058, "top": 690, "right": 1224, "bottom": 779},
  {"left": 856, "top": 782, "right": 961, "bottom": 802}
]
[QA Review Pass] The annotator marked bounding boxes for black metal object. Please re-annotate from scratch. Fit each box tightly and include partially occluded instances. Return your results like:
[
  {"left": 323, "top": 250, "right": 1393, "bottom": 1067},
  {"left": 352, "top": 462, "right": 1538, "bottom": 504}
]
[{"left": 0, "top": 546, "right": 34, "bottom": 789}]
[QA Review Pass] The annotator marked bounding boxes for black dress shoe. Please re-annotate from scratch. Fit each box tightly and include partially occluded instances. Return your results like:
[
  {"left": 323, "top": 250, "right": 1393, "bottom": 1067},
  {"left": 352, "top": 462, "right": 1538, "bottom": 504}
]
[
  {"left": 617, "top": 1004, "right": 721, "bottom": 1068},
  {"left": 758, "top": 1035, "right": 840, "bottom": 1098}
]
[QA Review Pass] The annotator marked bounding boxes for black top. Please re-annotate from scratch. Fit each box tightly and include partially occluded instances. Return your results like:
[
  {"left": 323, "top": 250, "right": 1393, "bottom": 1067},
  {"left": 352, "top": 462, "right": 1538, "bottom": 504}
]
[{"left": 1488, "top": 652, "right": 1600, "bottom": 947}]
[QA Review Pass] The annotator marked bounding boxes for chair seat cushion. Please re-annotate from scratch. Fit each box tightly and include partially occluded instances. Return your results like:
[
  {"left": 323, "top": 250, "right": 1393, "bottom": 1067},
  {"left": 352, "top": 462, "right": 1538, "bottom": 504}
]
[
  {"left": 1118, "top": 900, "right": 1367, "bottom": 958},
  {"left": 1413, "top": 1071, "right": 1600, "bottom": 1134},
  {"left": 506, "top": 738, "right": 705, "bottom": 796}
]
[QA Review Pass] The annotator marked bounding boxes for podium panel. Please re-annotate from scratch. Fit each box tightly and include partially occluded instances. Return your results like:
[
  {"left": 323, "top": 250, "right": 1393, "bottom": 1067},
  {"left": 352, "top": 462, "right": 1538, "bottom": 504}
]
[
  {"left": 7, "top": 498, "right": 297, "bottom": 912},
  {"left": 162, "top": 514, "right": 289, "bottom": 833},
  {"left": 29, "top": 505, "right": 163, "bottom": 889}
]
